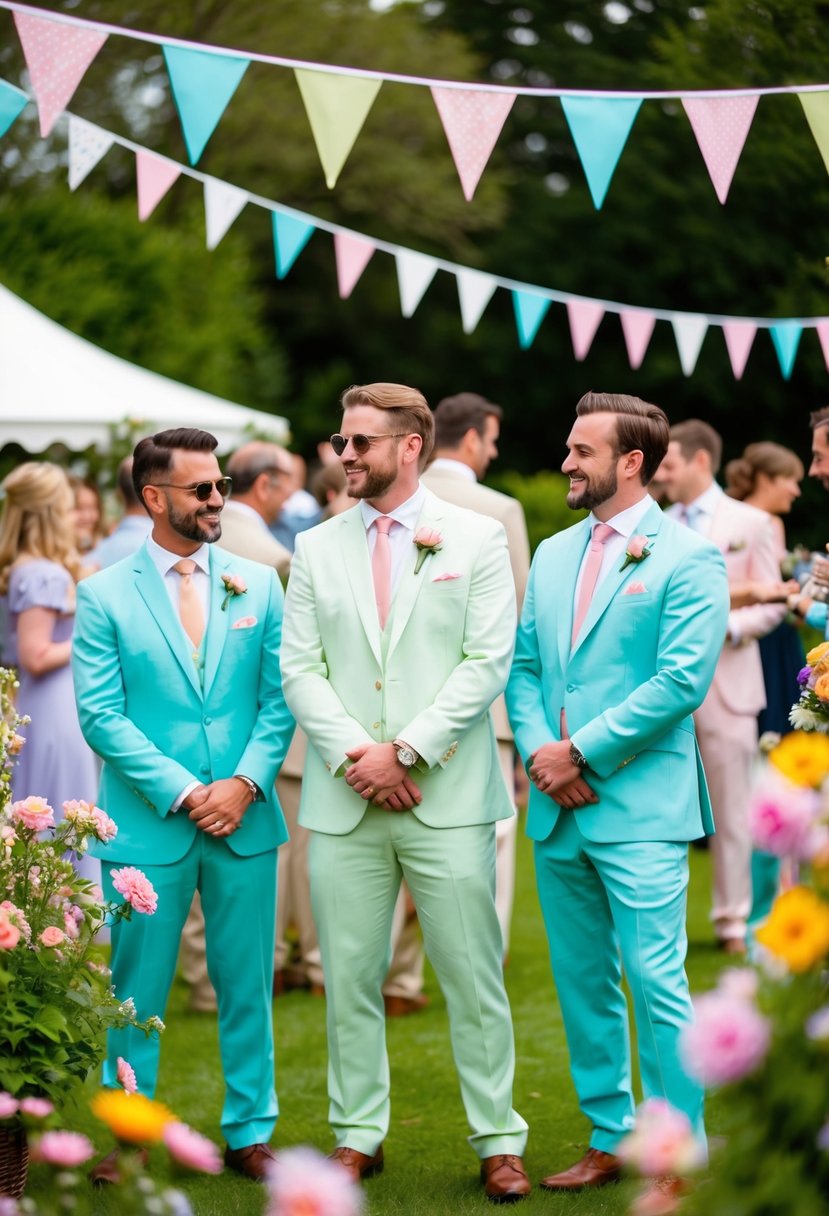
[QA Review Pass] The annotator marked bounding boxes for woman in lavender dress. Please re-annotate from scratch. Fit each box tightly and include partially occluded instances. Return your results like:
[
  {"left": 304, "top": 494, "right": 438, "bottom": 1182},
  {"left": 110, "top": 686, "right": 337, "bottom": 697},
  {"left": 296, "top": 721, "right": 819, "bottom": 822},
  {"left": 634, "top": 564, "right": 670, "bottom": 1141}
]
[{"left": 0, "top": 462, "right": 100, "bottom": 882}]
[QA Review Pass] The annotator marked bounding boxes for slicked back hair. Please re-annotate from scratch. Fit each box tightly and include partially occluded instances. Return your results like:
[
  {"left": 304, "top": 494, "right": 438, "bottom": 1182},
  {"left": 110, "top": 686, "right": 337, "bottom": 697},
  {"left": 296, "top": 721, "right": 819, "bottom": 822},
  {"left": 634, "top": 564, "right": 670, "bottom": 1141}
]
[
  {"left": 132, "top": 428, "right": 218, "bottom": 511},
  {"left": 575, "top": 391, "right": 670, "bottom": 485}
]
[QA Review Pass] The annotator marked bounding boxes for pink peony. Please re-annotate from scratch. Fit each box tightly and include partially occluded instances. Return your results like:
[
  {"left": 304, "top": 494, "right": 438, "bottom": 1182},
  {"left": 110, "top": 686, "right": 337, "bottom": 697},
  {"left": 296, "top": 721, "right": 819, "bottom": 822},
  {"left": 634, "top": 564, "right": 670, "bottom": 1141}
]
[
  {"left": 618, "top": 1099, "right": 704, "bottom": 1178},
  {"left": 267, "top": 1146, "right": 364, "bottom": 1216},
  {"left": 111, "top": 867, "right": 158, "bottom": 915},
  {"left": 39, "top": 926, "right": 64, "bottom": 948},
  {"left": 32, "top": 1130, "right": 95, "bottom": 1168},
  {"left": 117, "top": 1057, "right": 138, "bottom": 1094},
  {"left": 11, "top": 796, "right": 54, "bottom": 832},
  {"left": 748, "top": 774, "right": 820, "bottom": 858},
  {"left": 680, "top": 990, "right": 771, "bottom": 1086},
  {"left": 19, "top": 1098, "right": 54, "bottom": 1119},
  {"left": 0, "top": 1093, "right": 18, "bottom": 1119},
  {"left": 90, "top": 806, "right": 118, "bottom": 842},
  {"left": 162, "top": 1122, "right": 223, "bottom": 1174},
  {"left": 0, "top": 910, "right": 20, "bottom": 951}
]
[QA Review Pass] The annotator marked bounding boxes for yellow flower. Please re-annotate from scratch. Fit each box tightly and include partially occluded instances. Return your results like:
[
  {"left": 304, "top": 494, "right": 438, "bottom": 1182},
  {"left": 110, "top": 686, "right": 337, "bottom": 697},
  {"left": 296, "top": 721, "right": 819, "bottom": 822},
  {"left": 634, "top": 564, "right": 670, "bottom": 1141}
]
[
  {"left": 91, "top": 1089, "right": 176, "bottom": 1144},
  {"left": 769, "top": 731, "right": 829, "bottom": 788},
  {"left": 755, "top": 886, "right": 829, "bottom": 972},
  {"left": 806, "top": 641, "right": 829, "bottom": 666},
  {"left": 815, "top": 672, "right": 829, "bottom": 702}
]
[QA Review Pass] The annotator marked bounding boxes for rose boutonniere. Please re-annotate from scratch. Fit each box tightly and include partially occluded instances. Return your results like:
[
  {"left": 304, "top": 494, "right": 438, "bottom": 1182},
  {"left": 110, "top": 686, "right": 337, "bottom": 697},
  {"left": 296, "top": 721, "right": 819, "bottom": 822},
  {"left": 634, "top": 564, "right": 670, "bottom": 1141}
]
[
  {"left": 413, "top": 527, "right": 443, "bottom": 574},
  {"left": 220, "top": 573, "right": 247, "bottom": 611},
  {"left": 727, "top": 540, "right": 746, "bottom": 554},
  {"left": 619, "top": 534, "right": 652, "bottom": 572}
]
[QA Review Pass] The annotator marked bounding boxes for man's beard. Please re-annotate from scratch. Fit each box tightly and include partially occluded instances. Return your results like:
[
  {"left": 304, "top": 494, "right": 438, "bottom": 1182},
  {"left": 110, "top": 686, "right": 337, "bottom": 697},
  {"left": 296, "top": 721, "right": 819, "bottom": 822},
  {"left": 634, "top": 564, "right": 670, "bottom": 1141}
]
[
  {"left": 346, "top": 465, "right": 397, "bottom": 500},
  {"left": 168, "top": 498, "right": 222, "bottom": 543},
  {"left": 566, "top": 466, "right": 618, "bottom": 511}
]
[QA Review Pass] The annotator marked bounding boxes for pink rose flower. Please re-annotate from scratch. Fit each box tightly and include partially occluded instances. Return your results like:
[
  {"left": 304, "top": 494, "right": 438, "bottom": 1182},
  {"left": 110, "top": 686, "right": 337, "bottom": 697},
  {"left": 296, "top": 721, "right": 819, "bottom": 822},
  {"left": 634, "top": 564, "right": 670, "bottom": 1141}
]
[
  {"left": 618, "top": 1099, "right": 704, "bottom": 1177},
  {"left": 11, "top": 796, "right": 55, "bottom": 832},
  {"left": 266, "top": 1146, "right": 364, "bottom": 1216},
  {"left": 9, "top": 733, "right": 25, "bottom": 755},
  {"left": 748, "top": 773, "right": 820, "bottom": 858},
  {"left": 19, "top": 1097, "right": 54, "bottom": 1119},
  {"left": 90, "top": 806, "right": 118, "bottom": 842},
  {"left": 162, "top": 1122, "right": 223, "bottom": 1174},
  {"left": 62, "top": 799, "right": 92, "bottom": 820},
  {"left": 39, "top": 926, "right": 64, "bottom": 948},
  {"left": 627, "top": 534, "right": 648, "bottom": 559},
  {"left": 0, "top": 910, "right": 20, "bottom": 951},
  {"left": 0, "top": 1093, "right": 18, "bottom": 1119},
  {"left": 32, "top": 1130, "right": 95, "bottom": 1168},
  {"left": 117, "top": 1057, "right": 138, "bottom": 1094},
  {"left": 111, "top": 867, "right": 158, "bottom": 915},
  {"left": 680, "top": 989, "right": 771, "bottom": 1086},
  {"left": 414, "top": 527, "right": 442, "bottom": 549}
]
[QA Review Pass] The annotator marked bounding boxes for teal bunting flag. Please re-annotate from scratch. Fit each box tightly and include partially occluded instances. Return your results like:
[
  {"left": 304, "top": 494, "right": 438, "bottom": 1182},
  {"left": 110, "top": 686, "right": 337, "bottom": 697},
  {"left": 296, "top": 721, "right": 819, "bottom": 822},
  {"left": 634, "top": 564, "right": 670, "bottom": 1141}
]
[
  {"left": 163, "top": 44, "right": 249, "bottom": 165},
  {"left": 512, "top": 290, "right": 551, "bottom": 349},
  {"left": 560, "top": 94, "right": 643, "bottom": 210},
  {"left": 770, "top": 322, "right": 802, "bottom": 380},
  {"left": 0, "top": 80, "right": 27, "bottom": 138},
  {"left": 271, "top": 212, "right": 315, "bottom": 279}
]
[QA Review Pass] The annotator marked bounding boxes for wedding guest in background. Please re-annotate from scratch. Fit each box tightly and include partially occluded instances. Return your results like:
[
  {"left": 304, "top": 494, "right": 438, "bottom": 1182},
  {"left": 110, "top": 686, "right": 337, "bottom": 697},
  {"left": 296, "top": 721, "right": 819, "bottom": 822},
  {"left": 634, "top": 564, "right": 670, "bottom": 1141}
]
[
  {"left": 270, "top": 454, "right": 322, "bottom": 552},
  {"left": 788, "top": 407, "right": 829, "bottom": 634},
  {"left": 311, "top": 461, "right": 350, "bottom": 520},
  {"left": 88, "top": 457, "right": 152, "bottom": 569},
  {"left": 0, "top": 462, "right": 100, "bottom": 881},
  {"left": 68, "top": 472, "right": 106, "bottom": 562}
]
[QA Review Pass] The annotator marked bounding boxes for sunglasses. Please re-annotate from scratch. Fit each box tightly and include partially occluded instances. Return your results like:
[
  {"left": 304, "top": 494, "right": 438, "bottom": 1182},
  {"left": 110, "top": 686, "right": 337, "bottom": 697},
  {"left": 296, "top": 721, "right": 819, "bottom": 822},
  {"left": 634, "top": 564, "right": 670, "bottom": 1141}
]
[
  {"left": 330, "top": 433, "right": 407, "bottom": 456},
  {"left": 152, "top": 477, "right": 233, "bottom": 502}
]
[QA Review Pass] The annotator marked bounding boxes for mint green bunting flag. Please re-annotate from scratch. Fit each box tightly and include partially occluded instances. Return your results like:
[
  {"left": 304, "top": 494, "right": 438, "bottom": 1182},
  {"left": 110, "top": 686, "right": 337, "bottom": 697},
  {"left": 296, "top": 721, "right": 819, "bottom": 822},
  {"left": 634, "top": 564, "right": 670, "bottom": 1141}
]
[
  {"left": 770, "top": 323, "right": 802, "bottom": 380},
  {"left": 163, "top": 44, "right": 249, "bottom": 165},
  {"left": 271, "top": 212, "right": 315, "bottom": 279},
  {"left": 0, "top": 80, "right": 28, "bottom": 138},
  {"left": 512, "top": 290, "right": 551, "bottom": 349},
  {"left": 560, "top": 95, "right": 642, "bottom": 210}
]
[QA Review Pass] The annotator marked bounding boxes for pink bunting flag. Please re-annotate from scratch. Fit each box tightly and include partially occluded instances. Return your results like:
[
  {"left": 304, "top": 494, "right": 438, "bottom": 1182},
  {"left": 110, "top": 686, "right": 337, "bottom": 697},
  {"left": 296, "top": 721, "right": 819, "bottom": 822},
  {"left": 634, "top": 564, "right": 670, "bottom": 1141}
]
[
  {"left": 14, "top": 10, "right": 107, "bottom": 138},
  {"left": 816, "top": 321, "right": 829, "bottom": 371},
  {"left": 136, "top": 151, "right": 181, "bottom": 221},
  {"left": 722, "top": 320, "right": 757, "bottom": 380},
  {"left": 620, "top": 310, "right": 656, "bottom": 370},
  {"left": 431, "top": 86, "right": 516, "bottom": 202},
  {"left": 682, "top": 95, "right": 759, "bottom": 204},
  {"left": 567, "top": 300, "right": 605, "bottom": 361},
  {"left": 333, "top": 232, "right": 376, "bottom": 299}
]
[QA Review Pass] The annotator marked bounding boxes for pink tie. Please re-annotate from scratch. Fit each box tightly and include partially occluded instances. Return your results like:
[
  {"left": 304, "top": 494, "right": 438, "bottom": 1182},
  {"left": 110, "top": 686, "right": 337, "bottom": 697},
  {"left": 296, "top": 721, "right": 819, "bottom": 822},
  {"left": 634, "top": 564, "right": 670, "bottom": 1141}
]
[
  {"left": 372, "top": 516, "right": 393, "bottom": 629},
  {"left": 571, "top": 522, "right": 615, "bottom": 646}
]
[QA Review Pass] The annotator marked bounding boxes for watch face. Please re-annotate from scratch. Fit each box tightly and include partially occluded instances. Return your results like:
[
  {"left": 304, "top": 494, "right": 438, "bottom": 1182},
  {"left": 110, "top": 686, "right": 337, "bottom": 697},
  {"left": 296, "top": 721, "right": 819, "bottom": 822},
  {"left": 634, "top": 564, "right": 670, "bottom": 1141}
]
[{"left": 396, "top": 746, "right": 416, "bottom": 768}]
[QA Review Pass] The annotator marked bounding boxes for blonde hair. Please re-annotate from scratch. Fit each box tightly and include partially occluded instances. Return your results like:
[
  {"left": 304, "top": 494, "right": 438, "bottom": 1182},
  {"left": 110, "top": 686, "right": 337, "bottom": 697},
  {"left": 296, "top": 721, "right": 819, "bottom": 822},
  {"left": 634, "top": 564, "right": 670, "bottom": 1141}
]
[
  {"left": 725, "top": 442, "right": 804, "bottom": 500},
  {"left": 341, "top": 382, "right": 435, "bottom": 467},
  {"left": 0, "top": 462, "right": 83, "bottom": 594}
]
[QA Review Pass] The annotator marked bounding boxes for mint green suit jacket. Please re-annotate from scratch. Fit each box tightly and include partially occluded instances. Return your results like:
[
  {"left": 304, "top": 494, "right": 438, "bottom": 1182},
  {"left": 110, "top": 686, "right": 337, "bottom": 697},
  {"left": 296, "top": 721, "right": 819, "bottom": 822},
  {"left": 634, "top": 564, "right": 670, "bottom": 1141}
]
[
  {"left": 507, "top": 502, "right": 729, "bottom": 843},
  {"left": 72, "top": 543, "right": 293, "bottom": 864}
]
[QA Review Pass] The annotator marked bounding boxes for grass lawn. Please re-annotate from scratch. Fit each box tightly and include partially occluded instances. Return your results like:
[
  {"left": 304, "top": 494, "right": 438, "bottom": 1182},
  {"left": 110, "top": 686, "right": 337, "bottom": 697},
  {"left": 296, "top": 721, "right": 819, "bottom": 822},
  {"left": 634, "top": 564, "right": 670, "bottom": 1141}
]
[{"left": 29, "top": 830, "right": 729, "bottom": 1215}]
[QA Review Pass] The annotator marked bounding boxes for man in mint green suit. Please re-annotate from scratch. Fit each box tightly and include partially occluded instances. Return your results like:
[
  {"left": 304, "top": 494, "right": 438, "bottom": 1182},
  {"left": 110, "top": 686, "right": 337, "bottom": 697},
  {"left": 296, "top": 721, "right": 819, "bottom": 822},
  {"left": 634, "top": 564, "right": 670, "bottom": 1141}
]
[
  {"left": 280, "top": 383, "right": 530, "bottom": 1204},
  {"left": 72, "top": 428, "right": 294, "bottom": 1182},
  {"left": 506, "top": 394, "right": 728, "bottom": 1208}
]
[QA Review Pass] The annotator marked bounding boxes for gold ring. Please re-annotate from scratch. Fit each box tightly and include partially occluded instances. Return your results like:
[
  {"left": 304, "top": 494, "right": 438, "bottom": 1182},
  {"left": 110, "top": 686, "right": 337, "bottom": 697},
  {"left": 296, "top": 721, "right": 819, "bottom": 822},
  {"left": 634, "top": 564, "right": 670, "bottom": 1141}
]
[{"left": 366, "top": 786, "right": 374, "bottom": 798}]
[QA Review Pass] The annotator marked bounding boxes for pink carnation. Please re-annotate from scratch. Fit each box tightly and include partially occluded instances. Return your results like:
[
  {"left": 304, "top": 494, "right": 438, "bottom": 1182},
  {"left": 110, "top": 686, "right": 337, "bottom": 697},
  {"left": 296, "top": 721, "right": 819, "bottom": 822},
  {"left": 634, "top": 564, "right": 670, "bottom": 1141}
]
[
  {"left": 32, "top": 1130, "right": 95, "bottom": 1168},
  {"left": 19, "top": 1098, "right": 53, "bottom": 1119},
  {"left": 618, "top": 1099, "right": 704, "bottom": 1178},
  {"left": 0, "top": 910, "right": 20, "bottom": 951},
  {"left": 111, "top": 867, "right": 158, "bottom": 915},
  {"left": 39, "top": 926, "right": 64, "bottom": 948},
  {"left": 117, "top": 1057, "right": 137, "bottom": 1094},
  {"left": 681, "top": 990, "right": 771, "bottom": 1087},
  {"left": 267, "top": 1146, "right": 364, "bottom": 1216},
  {"left": 748, "top": 774, "right": 820, "bottom": 858},
  {"left": 11, "top": 796, "right": 54, "bottom": 832},
  {"left": 162, "top": 1122, "right": 223, "bottom": 1174},
  {"left": 0, "top": 1093, "right": 18, "bottom": 1119},
  {"left": 63, "top": 911, "right": 79, "bottom": 940},
  {"left": 90, "top": 806, "right": 118, "bottom": 842}
]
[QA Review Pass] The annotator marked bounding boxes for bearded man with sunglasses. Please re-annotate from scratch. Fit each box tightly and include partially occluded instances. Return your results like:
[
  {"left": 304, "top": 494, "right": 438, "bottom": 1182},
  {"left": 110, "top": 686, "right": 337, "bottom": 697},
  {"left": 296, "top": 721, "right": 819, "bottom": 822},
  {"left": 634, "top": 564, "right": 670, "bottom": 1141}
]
[
  {"left": 281, "top": 384, "right": 529, "bottom": 1203},
  {"left": 72, "top": 427, "right": 294, "bottom": 1181}
]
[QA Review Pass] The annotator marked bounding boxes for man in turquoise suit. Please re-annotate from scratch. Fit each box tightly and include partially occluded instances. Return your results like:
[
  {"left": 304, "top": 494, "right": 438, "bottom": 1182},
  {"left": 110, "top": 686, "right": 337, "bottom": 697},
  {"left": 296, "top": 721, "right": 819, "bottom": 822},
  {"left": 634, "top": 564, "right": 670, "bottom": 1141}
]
[
  {"left": 73, "top": 428, "right": 294, "bottom": 1181},
  {"left": 506, "top": 393, "right": 728, "bottom": 1214}
]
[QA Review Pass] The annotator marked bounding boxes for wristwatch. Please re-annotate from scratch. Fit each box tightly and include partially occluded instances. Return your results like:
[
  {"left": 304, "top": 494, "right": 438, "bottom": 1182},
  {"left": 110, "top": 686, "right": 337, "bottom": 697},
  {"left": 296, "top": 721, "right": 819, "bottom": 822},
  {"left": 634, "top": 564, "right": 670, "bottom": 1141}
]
[
  {"left": 569, "top": 742, "right": 588, "bottom": 771},
  {"left": 393, "top": 740, "right": 418, "bottom": 769}
]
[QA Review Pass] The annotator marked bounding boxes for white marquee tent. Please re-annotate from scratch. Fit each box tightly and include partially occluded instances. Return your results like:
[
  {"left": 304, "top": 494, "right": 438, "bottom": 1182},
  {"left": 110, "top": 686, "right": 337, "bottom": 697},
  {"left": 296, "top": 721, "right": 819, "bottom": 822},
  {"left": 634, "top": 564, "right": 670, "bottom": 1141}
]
[{"left": 0, "top": 284, "right": 289, "bottom": 453}]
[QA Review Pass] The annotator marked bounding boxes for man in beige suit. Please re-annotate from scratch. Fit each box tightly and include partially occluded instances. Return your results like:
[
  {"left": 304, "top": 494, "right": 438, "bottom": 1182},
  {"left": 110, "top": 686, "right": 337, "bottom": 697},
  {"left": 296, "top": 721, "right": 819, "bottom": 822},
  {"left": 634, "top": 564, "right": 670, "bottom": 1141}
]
[{"left": 658, "top": 419, "right": 785, "bottom": 954}]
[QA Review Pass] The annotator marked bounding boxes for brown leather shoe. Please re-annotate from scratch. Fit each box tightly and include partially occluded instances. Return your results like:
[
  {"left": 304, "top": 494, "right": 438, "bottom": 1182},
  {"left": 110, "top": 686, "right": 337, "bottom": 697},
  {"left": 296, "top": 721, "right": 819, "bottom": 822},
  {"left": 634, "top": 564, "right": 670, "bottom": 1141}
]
[
  {"left": 328, "top": 1145, "right": 384, "bottom": 1182},
  {"left": 89, "top": 1148, "right": 149, "bottom": 1185},
  {"left": 539, "top": 1147, "right": 622, "bottom": 1191},
  {"left": 223, "top": 1142, "right": 276, "bottom": 1181},
  {"left": 383, "top": 993, "right": 430, "bottom": 1017},
  {"left": 718, "top": 938, "right": 747, "bottom": 956},
  {"left": 480, "top": 1154, "right": 531, "bottom": 1203},
  {"left": 631, "top": 1174, "right": 689, "bottom": 1215}
]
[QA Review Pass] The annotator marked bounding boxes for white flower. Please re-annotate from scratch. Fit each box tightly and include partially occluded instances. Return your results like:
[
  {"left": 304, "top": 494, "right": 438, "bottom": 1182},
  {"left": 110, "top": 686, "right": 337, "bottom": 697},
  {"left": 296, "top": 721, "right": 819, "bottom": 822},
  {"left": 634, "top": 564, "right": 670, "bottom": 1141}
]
[{"left": 789, "top": 705, "right": 827, "bottom": 732}]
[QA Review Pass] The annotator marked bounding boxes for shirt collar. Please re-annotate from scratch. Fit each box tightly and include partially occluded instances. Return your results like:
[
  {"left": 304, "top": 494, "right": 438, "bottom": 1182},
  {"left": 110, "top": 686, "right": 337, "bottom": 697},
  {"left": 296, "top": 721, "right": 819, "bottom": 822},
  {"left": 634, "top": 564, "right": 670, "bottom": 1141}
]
[
  {"left": 147, "top": 534, "right": 212, "bottom": 576},
  {"left": 589, "top": 492, "right": 654, "bottom": 540},
  {"left": 360, "top": 483, "right": 426, "bottom": 534},
  {"left": 685, "top": 481, "right": 723, "bottom": 517},
  {"left": 428, "top": 457, "right": 477, "bottom": 483},
  {"left": 224, "top": 499, "right": 271, "bottom": 532}
]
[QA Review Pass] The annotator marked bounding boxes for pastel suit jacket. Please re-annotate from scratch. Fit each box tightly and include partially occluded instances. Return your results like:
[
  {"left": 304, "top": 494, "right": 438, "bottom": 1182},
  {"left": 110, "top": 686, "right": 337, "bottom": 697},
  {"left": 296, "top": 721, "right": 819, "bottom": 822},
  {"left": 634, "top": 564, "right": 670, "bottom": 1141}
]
[
  {"left": 72, "top": 542, "right": 294, "bottom": 866},
  {"left": 506, "top": 501, "right": 729, "bottom": 844},
  {"left": 280, "top": 488, "right": 516, "bottom": 835}
]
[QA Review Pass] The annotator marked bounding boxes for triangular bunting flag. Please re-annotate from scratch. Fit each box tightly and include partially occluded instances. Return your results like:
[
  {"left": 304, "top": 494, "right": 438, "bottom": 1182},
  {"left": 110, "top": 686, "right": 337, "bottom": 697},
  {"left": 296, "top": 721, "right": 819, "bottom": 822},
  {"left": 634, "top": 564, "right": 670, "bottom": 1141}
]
[
  {"left": 799, "top": 92, "right": 829, "bottom": 174},
  {"left": 682, "top": 95, "right": 758, "bottom": 204},
  {"left": 770, "top": 323, "right": 802, "bottom": 380},
  {"left": 204, "top": 179, "right": 248, "bottom": 250},
  {"left": 671, "top": 314, "right": 708, "bottom": 376},
  {"left": 0, "top": 80, "right": 28, "bottom": 139},
  {"left": 395, "top": 250, "right": 438, "bottom": 318},
  {"left": 163, "top": 44, "right": 249, "bottom": 166},
  {"left": 68, "top": 116, "right": 114, "bottom": 190},
  {"left": 136, "top": 151, "right": 181, "bottom": 221},
  {"left": 816, "top": 321, "right": 829, "bottom": 371},
  {"left": 334, "top": 232, "right": 376, "bottom": 299},
  {"left": 620, "top": 310, "right": 656, "bottom": 370},
  {"left": 14, "top": 10, "right": 107, "bottom": 138},
  {"left": 722, "top": 320, "right": 757, "bottom": 380},
  {"left": 567, "top": 300, "right": 605, "bottom": 361},
  {"left": 431, "top": 86, "right": 516, "bottom": 202},
  {"left": 560, "top": 95, "right": 642, "bottom": 210},
  {"left": 456, "top": 269, "right": 497, "bottom": 334},
  {"left": 271, "top": 211, "right": 315, "bottom": 279},
  {"left": 295, "top": 68, "right": 382, "bottom": 189},
  {"left": 512, "top": 290, "right": 551, "bottom": 349}
]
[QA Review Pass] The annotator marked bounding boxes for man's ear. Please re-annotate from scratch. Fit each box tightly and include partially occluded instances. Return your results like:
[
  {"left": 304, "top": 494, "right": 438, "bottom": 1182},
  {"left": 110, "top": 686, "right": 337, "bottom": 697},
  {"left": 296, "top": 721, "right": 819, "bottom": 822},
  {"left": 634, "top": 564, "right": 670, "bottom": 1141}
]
[{"left": 141, "top": 485, "right": 166, "bottom": 517}]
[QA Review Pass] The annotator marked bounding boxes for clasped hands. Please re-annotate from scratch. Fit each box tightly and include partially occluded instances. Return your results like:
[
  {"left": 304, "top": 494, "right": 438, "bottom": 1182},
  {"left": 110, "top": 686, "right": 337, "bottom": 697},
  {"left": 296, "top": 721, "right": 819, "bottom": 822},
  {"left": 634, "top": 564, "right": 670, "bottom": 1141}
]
[
  {"left": 183, "top": 777, "right": 254, "bottom": 837},
  {"left": 529, "top": 740, "right": 598, "bottom": 810},
  {"left": 344, "top": 742, "right": 422, "bottom": 812}
]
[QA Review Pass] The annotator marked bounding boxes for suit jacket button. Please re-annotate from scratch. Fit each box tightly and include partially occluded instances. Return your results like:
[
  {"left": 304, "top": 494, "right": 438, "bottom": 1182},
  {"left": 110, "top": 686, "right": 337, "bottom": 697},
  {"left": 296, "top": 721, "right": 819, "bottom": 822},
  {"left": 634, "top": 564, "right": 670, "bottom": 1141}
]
[
  {"left": 375, "top": 680, "right": 382, "bottom": 690},
  {"left": 373, "top": 722, "right": 381, "bottom": 730},
  {"left": 566, "top": 684, "right": 576, "bottom": 694},
  {"left": 204, "top": 716, "right": 213, "bottom": 725}
]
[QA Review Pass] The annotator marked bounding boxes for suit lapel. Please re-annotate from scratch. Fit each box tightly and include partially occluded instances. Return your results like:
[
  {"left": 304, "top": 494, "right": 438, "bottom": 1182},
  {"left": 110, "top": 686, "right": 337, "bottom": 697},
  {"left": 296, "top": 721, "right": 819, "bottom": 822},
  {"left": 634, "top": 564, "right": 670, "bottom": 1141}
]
[
  {"left": 386, "top": 494, "right": 445, "bottom": 658},
  {"left": 203, "top": 547, "right": 232, "bottom": 697},
  {"left": 338, "top": 509, "right": 383, "bottom": 666},
  {"left": 132, "top": 543, "right": 202, "bottom": 697}
]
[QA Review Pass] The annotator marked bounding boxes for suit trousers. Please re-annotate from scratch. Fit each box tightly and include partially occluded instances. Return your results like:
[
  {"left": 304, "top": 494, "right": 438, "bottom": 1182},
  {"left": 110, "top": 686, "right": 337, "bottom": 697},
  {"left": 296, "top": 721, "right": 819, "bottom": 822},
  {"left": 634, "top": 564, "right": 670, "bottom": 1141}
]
[
  {"left": 309, "top": 808, "right": 528, "bottom": 1158},
  {"left": 535, "top": 813, "right": 704, "bottom": 1153},
  {"left": 102, "top": 834, "right": 278, "bottom": 1149}
]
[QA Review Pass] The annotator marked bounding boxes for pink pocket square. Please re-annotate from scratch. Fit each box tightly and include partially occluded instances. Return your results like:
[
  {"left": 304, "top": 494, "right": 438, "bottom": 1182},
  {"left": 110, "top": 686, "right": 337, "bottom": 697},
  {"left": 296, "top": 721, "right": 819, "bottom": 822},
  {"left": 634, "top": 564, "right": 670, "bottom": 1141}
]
[
  {"left": 624, "top": 581, "right": 648, "bottom": 595},
  {"left": 433, "top": 572, "right": 462, "bottom": 582},
  {"left": 231, "top": 615, "right": 258, "bottom": 629}
]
